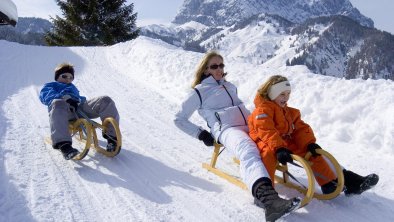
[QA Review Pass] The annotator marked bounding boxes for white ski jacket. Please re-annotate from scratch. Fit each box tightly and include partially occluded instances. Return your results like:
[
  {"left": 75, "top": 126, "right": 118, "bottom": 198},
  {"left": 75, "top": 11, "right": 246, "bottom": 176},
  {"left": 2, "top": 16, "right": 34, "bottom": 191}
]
[{"left": 174, "top": 75, "right": 250, "bottom": 141}]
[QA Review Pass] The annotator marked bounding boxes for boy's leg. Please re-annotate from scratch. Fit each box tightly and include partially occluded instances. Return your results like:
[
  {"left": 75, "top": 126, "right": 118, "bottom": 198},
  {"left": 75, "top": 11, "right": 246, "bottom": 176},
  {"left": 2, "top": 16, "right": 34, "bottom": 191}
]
[
  {"left": 79, "top": 96, "right": 119, "bottom": 137},
  {"left": 49, "top": 99, "right": 73, "bottom": 145}
]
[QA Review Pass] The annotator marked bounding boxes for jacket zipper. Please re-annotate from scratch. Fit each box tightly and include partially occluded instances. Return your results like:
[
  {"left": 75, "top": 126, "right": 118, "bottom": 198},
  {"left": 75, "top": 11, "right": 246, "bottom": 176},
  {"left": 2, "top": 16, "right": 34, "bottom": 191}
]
[{"left": 222, "top": 84, "right": 234, "bottom": 106}]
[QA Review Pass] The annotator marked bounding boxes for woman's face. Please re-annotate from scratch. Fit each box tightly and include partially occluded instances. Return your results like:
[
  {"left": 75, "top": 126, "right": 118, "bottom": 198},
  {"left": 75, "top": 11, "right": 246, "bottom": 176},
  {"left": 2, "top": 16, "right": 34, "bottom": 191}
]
[
  {"left": 205, "top": 56, "right": 225, "bottom": 81},
  {"left": 273, "top": 90, "right": 291, "bottom": 107}
]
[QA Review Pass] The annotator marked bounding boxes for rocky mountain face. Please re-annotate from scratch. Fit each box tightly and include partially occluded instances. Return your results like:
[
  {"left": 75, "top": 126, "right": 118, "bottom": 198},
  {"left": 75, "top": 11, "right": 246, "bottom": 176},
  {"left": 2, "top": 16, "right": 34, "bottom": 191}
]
[
  {"left": 0, "top": 17, "right": 52, "bottom": 45},
  {"left": 142, "top": 0, "right": 393, "bottom": 80},
  {"left": 289, "top": 15, "right": 394, "bottom": 80},
  {"left": 173, "top": 0, "right": 373, "bottom": 27}
]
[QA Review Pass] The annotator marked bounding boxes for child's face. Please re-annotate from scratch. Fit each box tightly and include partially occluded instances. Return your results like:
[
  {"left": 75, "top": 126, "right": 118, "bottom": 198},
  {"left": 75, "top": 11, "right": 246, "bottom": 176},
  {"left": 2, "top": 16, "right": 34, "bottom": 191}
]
[
  {"left": 273, "top": 90, "right": 291, "bottom": 107},
  {"left": 57, "top": 73, "right": 74, "bottom": 84}
]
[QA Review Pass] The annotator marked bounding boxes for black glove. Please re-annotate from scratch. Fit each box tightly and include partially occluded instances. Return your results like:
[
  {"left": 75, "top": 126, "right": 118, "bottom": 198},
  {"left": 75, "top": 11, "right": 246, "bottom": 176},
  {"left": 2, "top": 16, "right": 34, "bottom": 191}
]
[
  {"left": 198, "top": 130, "right": 214, "bottom": 147},
  {"left": 66, "top": 98, "right": 79, "bottom": 111},
  {"left": 307, "top": 143, "right": 322, "bottom": 157},
  {"left": 276, "top": 147, "right": 293, "bottom": 165}
]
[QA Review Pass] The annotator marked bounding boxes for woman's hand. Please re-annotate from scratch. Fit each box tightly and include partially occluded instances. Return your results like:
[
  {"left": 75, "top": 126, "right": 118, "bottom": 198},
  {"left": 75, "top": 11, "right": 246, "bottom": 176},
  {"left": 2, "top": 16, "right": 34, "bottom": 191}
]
[{"left": 198, "top": 130, "right": 214, "bottom": 146}]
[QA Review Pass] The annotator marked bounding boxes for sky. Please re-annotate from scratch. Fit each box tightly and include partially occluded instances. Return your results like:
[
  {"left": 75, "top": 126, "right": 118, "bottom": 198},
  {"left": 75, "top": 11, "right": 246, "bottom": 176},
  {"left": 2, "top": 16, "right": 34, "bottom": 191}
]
[
  {"left": 9, "top": 0, "right": 394, "bottom": 34},
  {"left": 1, "top": 28, "right": 394, "bottom": 221}
]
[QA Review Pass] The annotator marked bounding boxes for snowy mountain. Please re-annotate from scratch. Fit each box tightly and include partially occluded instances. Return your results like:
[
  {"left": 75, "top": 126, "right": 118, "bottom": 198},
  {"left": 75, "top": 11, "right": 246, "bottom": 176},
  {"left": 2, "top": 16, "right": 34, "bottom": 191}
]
[
  {"left": 289, "top": 15, "right": 394, "bottom": 80},
  {"left": 142, "top": 0, "right": 394, "bottom": 80},
  {"left": 173, "top": 0, "right": 373, "bottom": 27},
  {"left": 0, "top": 17, "right": 51, "bottom": 45},
  {"left": 0, "top": 36, "right": 394, "bottom": 222}
]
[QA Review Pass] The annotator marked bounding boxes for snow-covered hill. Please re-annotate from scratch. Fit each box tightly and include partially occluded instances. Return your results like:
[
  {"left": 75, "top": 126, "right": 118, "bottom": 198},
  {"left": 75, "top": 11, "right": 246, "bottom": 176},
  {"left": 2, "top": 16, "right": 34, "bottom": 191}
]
[{"left": 0, "top": 37, "right": 393, "bottom": 221}]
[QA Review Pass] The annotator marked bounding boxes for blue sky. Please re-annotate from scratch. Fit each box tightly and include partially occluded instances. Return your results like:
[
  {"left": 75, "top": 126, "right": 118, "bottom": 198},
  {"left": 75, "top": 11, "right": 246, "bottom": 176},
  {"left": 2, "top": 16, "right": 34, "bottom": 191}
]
[{"left": 10, "top": 0, "right": 394, "bottom": 34}]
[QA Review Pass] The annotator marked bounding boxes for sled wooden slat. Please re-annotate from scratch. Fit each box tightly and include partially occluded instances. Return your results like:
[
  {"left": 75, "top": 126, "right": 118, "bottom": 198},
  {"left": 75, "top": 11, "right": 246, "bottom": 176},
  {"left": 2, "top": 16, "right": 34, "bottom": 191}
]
[{"left": 202, "top": 143, "right": 248, "bottom": 190}]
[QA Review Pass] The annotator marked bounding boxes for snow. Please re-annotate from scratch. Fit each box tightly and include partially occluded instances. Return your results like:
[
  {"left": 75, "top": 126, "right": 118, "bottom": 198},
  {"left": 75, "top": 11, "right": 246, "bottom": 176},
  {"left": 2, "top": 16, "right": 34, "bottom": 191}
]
[
  {"left": 0, "top": 37, "right": 393, "bottom": 222},
  {"left": 0, "top": 0, "right": 18, "bottom": 24}
]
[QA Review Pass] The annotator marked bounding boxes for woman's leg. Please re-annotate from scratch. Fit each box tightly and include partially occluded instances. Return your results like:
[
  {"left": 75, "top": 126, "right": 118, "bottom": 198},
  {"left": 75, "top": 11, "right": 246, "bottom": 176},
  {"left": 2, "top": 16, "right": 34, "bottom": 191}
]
[{"left": 219, "top": 126, "right": 269, "bottom": 191}]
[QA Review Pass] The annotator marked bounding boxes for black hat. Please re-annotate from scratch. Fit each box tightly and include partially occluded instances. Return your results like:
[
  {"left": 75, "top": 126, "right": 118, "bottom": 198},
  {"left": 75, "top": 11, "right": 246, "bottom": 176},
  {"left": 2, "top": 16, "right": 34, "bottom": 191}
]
[{"left": 54, "top": 64, "right": 75, "bottom": 81}]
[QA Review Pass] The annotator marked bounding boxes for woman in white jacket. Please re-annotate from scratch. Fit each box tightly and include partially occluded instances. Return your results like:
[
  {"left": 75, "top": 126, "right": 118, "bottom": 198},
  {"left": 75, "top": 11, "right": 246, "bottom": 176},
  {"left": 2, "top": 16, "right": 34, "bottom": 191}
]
[{"left": 174, "top": 51, "right": 300, "bottom": 221}]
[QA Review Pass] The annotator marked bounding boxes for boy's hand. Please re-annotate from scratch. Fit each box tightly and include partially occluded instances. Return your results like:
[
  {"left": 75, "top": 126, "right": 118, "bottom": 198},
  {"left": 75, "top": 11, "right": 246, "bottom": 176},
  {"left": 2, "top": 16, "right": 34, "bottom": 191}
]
[{"left": 66, "top": 98, "right": 79, "bottom": 111}]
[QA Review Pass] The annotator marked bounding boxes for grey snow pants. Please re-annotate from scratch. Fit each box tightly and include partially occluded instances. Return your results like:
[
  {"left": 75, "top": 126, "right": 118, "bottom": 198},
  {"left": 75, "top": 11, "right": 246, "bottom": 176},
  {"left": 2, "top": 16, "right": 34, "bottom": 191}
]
[{"left": 49, "top": 96, "right": 119, "bottom": 145}]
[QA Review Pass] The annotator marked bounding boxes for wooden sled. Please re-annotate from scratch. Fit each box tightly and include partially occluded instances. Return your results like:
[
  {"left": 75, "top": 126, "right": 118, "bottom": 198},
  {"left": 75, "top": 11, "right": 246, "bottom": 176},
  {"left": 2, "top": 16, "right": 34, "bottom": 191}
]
[
  {"left": 45, "top": 117, "right": 122, "bottom": 160},
  {"left": 202, "top": 143, "right": 344, "bottom": 207}
]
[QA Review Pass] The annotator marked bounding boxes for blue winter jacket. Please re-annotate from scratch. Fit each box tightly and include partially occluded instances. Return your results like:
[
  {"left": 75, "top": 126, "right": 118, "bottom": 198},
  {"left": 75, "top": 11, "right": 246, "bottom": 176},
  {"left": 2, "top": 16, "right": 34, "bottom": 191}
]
[{"left": 39, "top": 82, "right": 86, "bottom": 107}]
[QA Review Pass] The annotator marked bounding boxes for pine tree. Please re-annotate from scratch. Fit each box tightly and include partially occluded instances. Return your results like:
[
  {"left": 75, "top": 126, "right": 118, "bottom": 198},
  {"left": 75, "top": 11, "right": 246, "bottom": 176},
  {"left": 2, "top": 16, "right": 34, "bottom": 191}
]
[{"left": 45, "top": 0, "right": 139, "bottom": 46}]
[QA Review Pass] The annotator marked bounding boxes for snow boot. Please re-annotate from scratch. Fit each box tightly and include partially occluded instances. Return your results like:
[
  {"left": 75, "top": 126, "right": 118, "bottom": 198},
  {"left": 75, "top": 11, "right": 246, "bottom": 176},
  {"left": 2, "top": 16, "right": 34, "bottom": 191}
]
[
  {"left": 321, "top": 179, "right": 338, "bottom": 194},
  {"left": 252, "top": 177, "right": 301, "bottom": 222},
  {"left": 55, "top": 141, "right": 79, "bottom": 160},
  {"left": 343, "top": 169, "right": 379, "bottom": 196},
  {"left": 103, "top": 134, "right": 119, "bottom": 152}
]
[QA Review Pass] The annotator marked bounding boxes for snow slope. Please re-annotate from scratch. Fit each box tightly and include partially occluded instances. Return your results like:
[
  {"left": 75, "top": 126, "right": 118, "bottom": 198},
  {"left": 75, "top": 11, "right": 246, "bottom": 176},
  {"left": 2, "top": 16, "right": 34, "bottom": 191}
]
[{"left": 0, "top": 37, "right": 393, "bottom": 221}]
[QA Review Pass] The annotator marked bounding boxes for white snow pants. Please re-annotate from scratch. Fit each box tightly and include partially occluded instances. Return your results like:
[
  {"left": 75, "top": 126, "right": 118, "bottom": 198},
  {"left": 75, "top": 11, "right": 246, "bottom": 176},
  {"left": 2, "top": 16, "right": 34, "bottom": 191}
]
[{"left": 218, "top": 125, "right": 269, "bottom": 191}]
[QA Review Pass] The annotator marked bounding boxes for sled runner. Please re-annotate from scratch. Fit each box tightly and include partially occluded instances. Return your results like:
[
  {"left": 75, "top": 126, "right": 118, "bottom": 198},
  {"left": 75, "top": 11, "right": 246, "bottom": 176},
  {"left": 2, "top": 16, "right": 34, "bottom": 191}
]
[
  {"left": 45, "top": 116, "right": 122, "bottom": 160},
  {"left": 202, "top": 143, "right": 344, "bottom": 207}
]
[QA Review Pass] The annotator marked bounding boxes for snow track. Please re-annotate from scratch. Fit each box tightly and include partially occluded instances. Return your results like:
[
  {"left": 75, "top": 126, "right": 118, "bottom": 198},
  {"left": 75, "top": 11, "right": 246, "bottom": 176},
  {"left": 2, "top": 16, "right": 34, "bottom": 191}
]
[{"left": 0, "top": 38, "right": 393, "bottom": 221}]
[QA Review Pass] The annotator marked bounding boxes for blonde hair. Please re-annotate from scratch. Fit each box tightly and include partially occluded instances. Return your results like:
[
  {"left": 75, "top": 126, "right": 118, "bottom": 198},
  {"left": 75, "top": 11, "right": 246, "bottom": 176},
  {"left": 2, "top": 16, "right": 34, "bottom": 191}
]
[
  {"left": 191, "top": 51, "right": 224, "bottom": 88},
  {"left": 257, "top": 75, "right": 289, "bottom": 100}
]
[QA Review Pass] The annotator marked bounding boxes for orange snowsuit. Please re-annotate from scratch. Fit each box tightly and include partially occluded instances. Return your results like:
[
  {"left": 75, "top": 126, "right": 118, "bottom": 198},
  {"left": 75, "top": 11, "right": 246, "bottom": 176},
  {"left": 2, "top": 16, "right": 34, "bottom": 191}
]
[{"left": 248, "top": 94, "right": 336, "bottom": 186}]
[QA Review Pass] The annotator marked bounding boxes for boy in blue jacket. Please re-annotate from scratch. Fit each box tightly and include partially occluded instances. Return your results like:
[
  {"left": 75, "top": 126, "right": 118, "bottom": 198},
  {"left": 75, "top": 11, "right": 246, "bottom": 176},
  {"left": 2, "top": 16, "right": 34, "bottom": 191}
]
[{"left": 39, "top": 63, "right": 120, "bottom": 160}]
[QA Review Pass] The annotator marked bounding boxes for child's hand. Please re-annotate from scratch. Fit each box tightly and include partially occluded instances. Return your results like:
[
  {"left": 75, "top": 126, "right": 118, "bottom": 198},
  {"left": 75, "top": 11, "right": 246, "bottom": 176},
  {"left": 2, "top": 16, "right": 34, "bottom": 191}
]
[
  {"left": 307, "top": 143, "right": 322, "bottom": 157},
  {"left": 276, "top": 147, "right": 293, "bottom": 165}
]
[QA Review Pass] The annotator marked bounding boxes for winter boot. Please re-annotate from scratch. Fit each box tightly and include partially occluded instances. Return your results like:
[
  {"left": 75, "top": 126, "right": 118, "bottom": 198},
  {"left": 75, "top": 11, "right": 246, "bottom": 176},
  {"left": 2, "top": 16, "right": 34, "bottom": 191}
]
[
  {"left": 103, "top": 134, "right": 119, "bottom": 152},
  {"left": 55, "top": 141, "right": 79, "bottom": 160},
  {"left": 252, "top": 177, "right": 301, "bottom": 222},
  {"left": 343, "top": 169, "right": 379, "bottom": 196},
  {"left": 321, "top": 179, "right": 338, "bottom": 194}
]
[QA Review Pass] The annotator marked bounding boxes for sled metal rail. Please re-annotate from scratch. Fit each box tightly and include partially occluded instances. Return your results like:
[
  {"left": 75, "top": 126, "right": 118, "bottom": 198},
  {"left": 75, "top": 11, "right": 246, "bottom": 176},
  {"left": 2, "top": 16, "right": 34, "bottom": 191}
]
[{"left": 202, "top": 143, "right": 344, "bottom": 207}]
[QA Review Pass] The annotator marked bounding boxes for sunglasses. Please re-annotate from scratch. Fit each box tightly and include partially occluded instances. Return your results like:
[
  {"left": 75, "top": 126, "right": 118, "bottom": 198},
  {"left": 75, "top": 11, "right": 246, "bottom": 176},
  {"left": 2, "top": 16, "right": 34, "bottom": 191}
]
[
  {"left": 60, "top": 74, "right": 73, "bottom": 80},
  {"left": 209, "top": 63, "right": 225, "bottom": 70}
]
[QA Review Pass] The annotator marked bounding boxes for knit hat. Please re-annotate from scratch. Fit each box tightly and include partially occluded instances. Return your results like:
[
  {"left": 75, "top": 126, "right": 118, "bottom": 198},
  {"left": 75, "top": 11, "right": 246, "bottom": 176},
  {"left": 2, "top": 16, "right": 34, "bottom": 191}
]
[
  {"left": 54, "top": 64, "right": 74, "bottom": 81},
  {"left": 268, "top": 81, "right": 291, "bottom": 100}
]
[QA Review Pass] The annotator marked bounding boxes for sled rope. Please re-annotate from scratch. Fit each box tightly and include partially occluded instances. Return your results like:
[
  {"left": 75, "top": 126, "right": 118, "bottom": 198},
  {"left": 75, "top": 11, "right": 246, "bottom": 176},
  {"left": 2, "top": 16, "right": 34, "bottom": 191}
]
[
  {"left": 76, "top": 110, "right": 101, "bottom": 128},
  {"left": 284, "top": 165, "right": 308, "bottom": 190},
  {"left": 288, "top": 161, "right": 338, "bottom": 186},
  {"left": 76, "top": 109, "right": 113, "bottom": 139},
  {"left": 70, "top": 109, "right": 89, "bottom": 136},
  {"left": 218, "top": 146, "right": 226, "bottom": 156}
]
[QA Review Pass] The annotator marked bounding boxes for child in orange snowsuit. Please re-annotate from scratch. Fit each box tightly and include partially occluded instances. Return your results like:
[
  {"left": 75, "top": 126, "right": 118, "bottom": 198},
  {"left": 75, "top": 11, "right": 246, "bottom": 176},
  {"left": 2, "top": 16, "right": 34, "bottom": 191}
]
[{"left": 248, "top": 75, "right": 379, "bottom": 195}]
